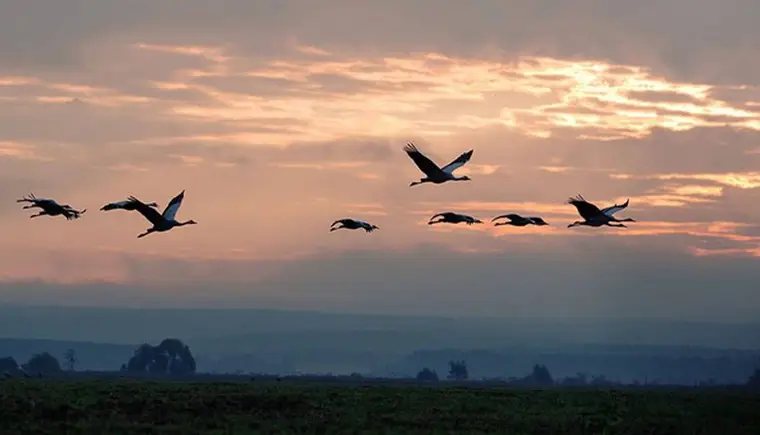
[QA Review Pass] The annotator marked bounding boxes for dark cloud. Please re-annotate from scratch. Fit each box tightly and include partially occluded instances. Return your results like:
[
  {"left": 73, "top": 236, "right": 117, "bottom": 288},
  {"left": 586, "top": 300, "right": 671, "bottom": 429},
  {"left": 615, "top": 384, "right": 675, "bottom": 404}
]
[
  {"left": 1, "top": 0, "right": 759, "bottom": 85},
  {"left": 0, "top": 241, "right": 758, "bottom": 322}
]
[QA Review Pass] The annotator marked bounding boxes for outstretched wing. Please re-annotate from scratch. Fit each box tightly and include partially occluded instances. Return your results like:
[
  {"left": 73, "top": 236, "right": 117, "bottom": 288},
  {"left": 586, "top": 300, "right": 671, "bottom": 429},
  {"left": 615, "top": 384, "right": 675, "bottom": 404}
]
[
  {"left": 428, "top": 212, "right": 450, "bottom": 221},
  {"left": 441, "top": 149, "right": 474, "bottom": 174},
  {"left": 331, "top": 218, "right": 354, "bottom": 227},
  {"left": 601, "top": 199, "right": 629, "bottom": 217},
  {"left": 162, "top": 190, "right": 185, "bottom": 221},
  {"left": 403, "top": 143, "right": 444, "bottom": 177},
  {"left": 62, "top": 207, "right": 86, "bottom": 220},
  {"left": 128, "top": 195, "right": 164, "bottom": 226},
  {"left": 491, "top": 213, "right": 521, "bottom": 222},
  {"left": 567, "top": 194, "right": 602, "bottom": 220},
  {"left": 101, "top": 200, "right": 130, "bottom": 211}
]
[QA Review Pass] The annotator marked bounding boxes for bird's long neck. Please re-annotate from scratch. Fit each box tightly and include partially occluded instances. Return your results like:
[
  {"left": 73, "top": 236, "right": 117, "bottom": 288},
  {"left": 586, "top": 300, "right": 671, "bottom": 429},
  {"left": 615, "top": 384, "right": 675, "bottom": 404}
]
[
  {"left": 177, "top": 220, "right": 194, "bottom": 226},
  {"left": 453, "top": 176, "right": 468, "bottom": 181},
  {"left": 410, "top": 179, "right": 428, "bottom": 187}
]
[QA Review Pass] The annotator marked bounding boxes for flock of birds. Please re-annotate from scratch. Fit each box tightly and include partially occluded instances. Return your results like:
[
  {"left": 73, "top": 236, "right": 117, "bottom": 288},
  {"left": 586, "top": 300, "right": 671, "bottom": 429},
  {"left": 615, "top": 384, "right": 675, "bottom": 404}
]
[{"left": 15, "top": 142, "right": 636, "bottom": 237}]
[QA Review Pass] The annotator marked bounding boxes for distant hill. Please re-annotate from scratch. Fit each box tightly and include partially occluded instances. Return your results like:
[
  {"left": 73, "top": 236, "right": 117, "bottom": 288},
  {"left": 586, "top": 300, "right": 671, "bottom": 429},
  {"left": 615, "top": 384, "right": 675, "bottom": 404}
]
[{"left": 2, "top": 305, "right": 760, "bottom": 352}]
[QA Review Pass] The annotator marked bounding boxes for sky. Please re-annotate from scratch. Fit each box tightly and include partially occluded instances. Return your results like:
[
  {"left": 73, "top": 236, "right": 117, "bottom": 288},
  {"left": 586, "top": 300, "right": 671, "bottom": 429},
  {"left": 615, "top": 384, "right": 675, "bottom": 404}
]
[{"left": 1, "top": 0, "right": 760, "bottom": 320}]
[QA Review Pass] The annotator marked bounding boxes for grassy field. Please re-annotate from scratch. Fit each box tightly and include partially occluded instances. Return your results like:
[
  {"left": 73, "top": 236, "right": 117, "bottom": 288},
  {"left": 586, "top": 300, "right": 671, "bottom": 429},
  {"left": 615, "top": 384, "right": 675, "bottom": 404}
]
[{"left": 0, "top": 379, "right": 758, "bottom": 434}]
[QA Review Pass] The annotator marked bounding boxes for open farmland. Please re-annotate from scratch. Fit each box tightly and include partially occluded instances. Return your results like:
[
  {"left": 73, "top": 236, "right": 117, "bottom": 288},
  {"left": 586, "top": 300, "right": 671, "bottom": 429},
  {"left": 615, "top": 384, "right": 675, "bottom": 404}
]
[{"left": 0, "top": 379, "right": 758, "bottom": 434}]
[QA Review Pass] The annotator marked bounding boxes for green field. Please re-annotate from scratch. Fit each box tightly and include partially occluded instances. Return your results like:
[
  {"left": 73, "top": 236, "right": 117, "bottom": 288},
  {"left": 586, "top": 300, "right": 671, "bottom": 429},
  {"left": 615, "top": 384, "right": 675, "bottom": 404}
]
[{"left": 0, "top": 380, "right": 758, "bottom": 434}]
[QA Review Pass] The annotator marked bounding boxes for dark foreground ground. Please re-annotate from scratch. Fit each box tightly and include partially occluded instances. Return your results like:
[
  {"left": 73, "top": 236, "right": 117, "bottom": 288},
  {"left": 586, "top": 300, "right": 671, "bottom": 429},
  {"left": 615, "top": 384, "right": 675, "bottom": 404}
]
[{"left": 0, "top": 379, "right": 758, "bottom": 434}]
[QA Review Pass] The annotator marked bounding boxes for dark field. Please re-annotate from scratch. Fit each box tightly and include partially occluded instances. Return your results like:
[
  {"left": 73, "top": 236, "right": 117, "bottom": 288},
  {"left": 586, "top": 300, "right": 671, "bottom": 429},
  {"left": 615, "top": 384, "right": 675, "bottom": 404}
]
[{"left": 1, "top": 379, "right": 759, "bottom": 434}]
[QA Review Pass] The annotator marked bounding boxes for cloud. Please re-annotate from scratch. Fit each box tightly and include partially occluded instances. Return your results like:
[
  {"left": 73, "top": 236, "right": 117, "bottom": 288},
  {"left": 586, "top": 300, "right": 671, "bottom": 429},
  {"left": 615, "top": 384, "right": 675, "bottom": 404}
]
[{"left": 1, "top": 242, "right": 760, "bottom": 322}]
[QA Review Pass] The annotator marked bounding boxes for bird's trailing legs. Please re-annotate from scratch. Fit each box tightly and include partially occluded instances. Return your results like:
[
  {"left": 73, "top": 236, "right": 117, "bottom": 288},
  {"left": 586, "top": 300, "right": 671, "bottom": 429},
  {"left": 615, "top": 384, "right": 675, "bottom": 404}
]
[
  {"left": 16, "top": 193, "right": 38, "bottom": 204},
  {"left": 137, "top": 229, "right": 156, "bottom": 238}
]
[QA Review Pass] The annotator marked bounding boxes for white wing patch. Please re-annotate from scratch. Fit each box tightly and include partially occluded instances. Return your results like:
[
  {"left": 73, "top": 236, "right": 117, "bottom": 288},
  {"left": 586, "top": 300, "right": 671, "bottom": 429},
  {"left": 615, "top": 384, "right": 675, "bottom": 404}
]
[
  {"left": 441, "top": 150, "right": 474, "bottom": 174},
  {"left": 162, "top": 191, "right": 185, "bottom": 221},
  {"left": 601, "top": 199, "right": 629, "bottom": 217}
]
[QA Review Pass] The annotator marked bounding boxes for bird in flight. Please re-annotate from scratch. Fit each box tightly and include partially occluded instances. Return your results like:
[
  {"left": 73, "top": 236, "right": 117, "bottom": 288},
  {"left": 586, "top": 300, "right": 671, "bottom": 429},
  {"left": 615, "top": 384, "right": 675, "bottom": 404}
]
[
  {"left": 330, "top": 218, "right": 379, "bottom": 233},
  {"left": 16, "top": 193, "right": 86, "bottom": 220},
  {"left": 428, "top": 212, "right": 482, "bottom": 225},
  {"left": 101, "top": 198, "right": 158, "bottom": 212},
  {"left": 127, "top": 190, "right": 197, "bottom": 238},
  {"left": 567, "top": 194, "right": 635, "bottom": 228},
  {"left": 403, "top": 143, "right": 474, "bottom": 187},
  {"left": 492, "top": 213, "right": 549, "bottom": 227}
]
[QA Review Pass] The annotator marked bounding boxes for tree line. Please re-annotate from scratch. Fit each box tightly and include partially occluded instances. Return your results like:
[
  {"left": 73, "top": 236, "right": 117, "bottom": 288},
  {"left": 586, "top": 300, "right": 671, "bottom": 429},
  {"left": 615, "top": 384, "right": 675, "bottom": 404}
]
[
  {"left": 3, "top": 339, "right": 760, "bottom": 389},
  {"left": 415, "top": 360, "right": 760, "bottom": 388},
  {"left": 1, "top": 338, "right": 196, "bottom": 377}
]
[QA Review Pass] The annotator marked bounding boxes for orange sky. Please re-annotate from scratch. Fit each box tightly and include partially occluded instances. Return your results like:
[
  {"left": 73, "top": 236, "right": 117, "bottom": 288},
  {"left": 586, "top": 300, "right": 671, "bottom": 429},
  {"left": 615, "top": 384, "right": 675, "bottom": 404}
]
[{"left": 0, "top": 0, "right": 759, "bottom": 318}]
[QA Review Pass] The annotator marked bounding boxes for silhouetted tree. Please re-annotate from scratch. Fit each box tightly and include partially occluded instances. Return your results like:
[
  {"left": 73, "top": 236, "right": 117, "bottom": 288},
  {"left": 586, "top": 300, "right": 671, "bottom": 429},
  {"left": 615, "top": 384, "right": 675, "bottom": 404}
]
[
  {"left": 590, "top": 374, "right": 618, "bottom": 386},
  {"left": 416, "top": 367, "right": 439, "bottom": 381},
  {"left": 23, "top": 352, "right": 62, "bottom": 374},
  {"left": 124, "top": 338, "right": 196, "bottom": 375},
  {"left": 447, "top": 360, "right": 468, "bottom": 380},
  {"left": 747, "top": 368, "right": 760, "bottom": 388},
  {"left": 63, "top": 348, "right": 78, "bottom": 371},
  {"left": 508, "top": 364, "right": 555, "bottom": 387},
  {"left": 531, "top": 364, "right": 553, "bottom": 386},
  {"left": 0, "top": 356, "right": 19, "bottom": 373},
  {"left": 561, "top": 372, "right": 588, "bottom": 386}
]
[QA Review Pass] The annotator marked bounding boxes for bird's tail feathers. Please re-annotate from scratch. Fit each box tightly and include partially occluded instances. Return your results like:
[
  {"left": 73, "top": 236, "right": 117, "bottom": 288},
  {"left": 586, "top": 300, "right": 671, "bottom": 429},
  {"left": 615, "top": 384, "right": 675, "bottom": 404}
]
[
  {"left": 567, "top": 193, "right": 586, "bottom": 204},
  {"left": 403, "top": 142, "right": 419, "bottom": 153}
]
